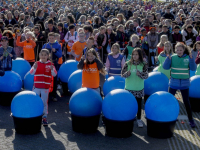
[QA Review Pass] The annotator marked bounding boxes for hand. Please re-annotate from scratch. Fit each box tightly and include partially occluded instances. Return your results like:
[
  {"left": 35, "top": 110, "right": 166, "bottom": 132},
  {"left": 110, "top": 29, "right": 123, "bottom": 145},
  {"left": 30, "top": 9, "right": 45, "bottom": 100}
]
[
  {"left": 81, "top": 55, "right": 85, "bottom": 60},
  {"left": 0, "top": 56, "right": 3, "bottom": 60},
  {"left": 40, "top": 36, "right": 43, "bottom": 39},
  {"left": 34, "top": 62, "right": 38, "bottom": 69},
  {"left": 155, "top": 56, "right": 158, "bottom": 62},
  {"left": 167, "top": 54, "right": 171, "bottom": 60},
  {"left": 52, "top": 48, "right": 56, "bottom": 52},
  {"left": 136, "top": 70, "right": 140, "bottom": 76},
  {"left": 127, "top": 70, "right": 131, "bottom": 76},
  {"left": 9, "top": 53, "right": 13, "bottom": 57},
  {"left": 189, "top": 53, "right": 192, "bottom": 59},
  {"left": 50, "top": 64, "right": 53, "bottom": 70},
  {"left": 17, "top": 32, "right": 21, "bottom": 37}
]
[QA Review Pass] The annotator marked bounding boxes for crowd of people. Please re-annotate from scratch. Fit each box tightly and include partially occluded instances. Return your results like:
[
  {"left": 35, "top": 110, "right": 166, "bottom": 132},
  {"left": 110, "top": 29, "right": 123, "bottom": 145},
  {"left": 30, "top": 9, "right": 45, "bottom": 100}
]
[{"left": 0, "top": 0, "right": 199, "bottom": 128}]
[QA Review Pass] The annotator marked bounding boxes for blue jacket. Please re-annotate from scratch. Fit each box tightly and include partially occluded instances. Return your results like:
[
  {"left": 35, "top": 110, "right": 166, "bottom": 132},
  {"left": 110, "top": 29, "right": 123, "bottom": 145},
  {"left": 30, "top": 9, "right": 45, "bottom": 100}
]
[
  {"left": 42, "top": 41, "right": 62, "bottom": 65},
  {"left": 163, "top": 54, "right": 197, "bottom": 89}
]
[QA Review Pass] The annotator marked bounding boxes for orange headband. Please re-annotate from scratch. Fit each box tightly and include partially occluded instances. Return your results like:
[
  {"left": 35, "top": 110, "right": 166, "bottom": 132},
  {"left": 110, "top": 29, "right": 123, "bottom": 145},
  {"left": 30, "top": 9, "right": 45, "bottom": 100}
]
[{"left": 150, "top": 27, "right": 156, "bottom": 30}]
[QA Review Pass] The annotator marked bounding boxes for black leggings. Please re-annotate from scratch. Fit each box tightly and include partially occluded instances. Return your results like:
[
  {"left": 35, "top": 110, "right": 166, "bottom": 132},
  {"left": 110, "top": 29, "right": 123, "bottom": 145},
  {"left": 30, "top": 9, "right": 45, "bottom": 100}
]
[
  {"left": 136, "top": 97, "right": 142, "bottom": 120},
  {"left": 168, "top": 87, "right": 193, "bottom": 121}
]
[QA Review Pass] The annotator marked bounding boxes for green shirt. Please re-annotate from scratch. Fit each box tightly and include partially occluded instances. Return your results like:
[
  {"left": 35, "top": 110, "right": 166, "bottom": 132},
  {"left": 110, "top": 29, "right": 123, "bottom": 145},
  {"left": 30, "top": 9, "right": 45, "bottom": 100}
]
[{"left": 158, "top": 54, "right": 171, "bottom": 79}]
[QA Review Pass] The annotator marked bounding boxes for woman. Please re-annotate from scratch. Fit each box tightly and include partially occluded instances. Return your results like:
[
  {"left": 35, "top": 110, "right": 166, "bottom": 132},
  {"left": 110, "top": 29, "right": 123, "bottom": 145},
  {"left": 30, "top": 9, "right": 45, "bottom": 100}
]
[{"left": 4, "top": 11, "right": 17, "bottom": 27}]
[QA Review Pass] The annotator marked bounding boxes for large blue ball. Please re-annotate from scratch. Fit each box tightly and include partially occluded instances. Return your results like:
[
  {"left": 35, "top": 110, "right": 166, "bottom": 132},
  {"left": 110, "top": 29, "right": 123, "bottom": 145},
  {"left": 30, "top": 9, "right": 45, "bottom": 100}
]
[
  {"left": 103, "top": 76, "right": 125, "bottom": 96},
  {"left": 68, "top": 70, "right": 82, "bottom": 93},
  {"left": 189, "top": 75, "right": 200, "bottom": 98},
  {"left": 12, "top": 58, "right": 31, "bottom": 80},
  {"left": 0, "top": 71, "right": 22, "bottom": 92},
  {"left": 11, "top": 91, "right": 44, "bottom": 118},
  {"left": 102, "top": 89, "right": 138, "bottom": 121},
  {"left": 24, "top": 71, "right": 34, "bottom": 91},
  {"left": 145, "top": 91, "right": 179, "bottom": 122},
  {"left": 69, "top": 88, "right": 102, "bottom": 117},
  {"left": 58, "top": 60, "right": 78, "bottom": 83},
  {"left": 190, "top": 70, "right": 196, "bottom": 78},
  {"left": 153, "top": 66, "right": 158, "bottom": 72},
  {"left": 144, "top": 72, "right": 169, "bottom": 96}
]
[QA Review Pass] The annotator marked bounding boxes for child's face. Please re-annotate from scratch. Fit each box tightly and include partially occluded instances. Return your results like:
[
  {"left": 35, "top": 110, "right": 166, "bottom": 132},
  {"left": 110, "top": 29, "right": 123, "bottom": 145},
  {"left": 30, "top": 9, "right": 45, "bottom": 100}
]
[
  {"left": 70, "top": 28, "right": 75, "bottom": 33},
  {"left": 165, "top": 20, "right": 170, "bottom": 26},
  {"left": 56, "top": 36, "right": 60, "bottom": 42},
  {"left": 26, "top": 17, "right": 30, "bottom": 22},
  {"left": 132, "top": 51, "right": 139, "bottom": 61},
  {"left": 196, "top": 44, "right": 200, "bottom": 50},
  {"left": 49, "top": 36, "right": 55, "bottom": 43},
  {"left": 164, "top": 43, "right": 171, "bottom": 53},
  {"left": 87, "top": 39, "right": 94, "bottom": 48},
  {"left": 161, "top": 37, "right": 167, "bottom": 44},
  {"left": 58, "top": 26, "right": 62, "bottom": 31},
  {"left": 176, "top": 46, "right": 184, "bottom": 57},
  {"left": 129, "top": 24, "right": 134, "bottom": 30},
  {"left": 132, "top": 37, "right": 138, "bottom": 44},
  {"left": 174, "top": 29, "right": 179, "bottom": 34},
  {"left": 187, "top": 28, "right": 192, "bottom": 33},
  {"left": 34, "top": 29, "right": 39, "bottom": 34},
  {"left": 39, "top": 52, "right": 49, "bottom": 62},
  {"left": 150, "top": 28, "right": 155, "bottom": 33},
  {"left": 112, "top": 45, "right": 119, "bottom": 55},
  {"left": 162, "top": 27, "right": 168, "bottom": 32},
  {"left": 79, "top": 34, "right": 85, "bottom": 41},
  {"left": 100, "top": 29, "right": 105, "bottom": 34},
  {"left": 1, "top": 40, "right": 8, "bottom": 47},
  {"left": 87, "top": 52, "right": 94, "bottom": 62},
  {"left": 119, "top": 27, "right": 124, "bottom": 32},
  {"left": 5, "top": 33, "right": 9, "bottom": 38},
  {"left": 142, "top": 31, "right": 147, "bottom": 36},
  {"left": 48, "top": 23, "right": 53, "bottom": 30},
  {"left": 26, "top": 34, "right": 31, "bottom": 40}
]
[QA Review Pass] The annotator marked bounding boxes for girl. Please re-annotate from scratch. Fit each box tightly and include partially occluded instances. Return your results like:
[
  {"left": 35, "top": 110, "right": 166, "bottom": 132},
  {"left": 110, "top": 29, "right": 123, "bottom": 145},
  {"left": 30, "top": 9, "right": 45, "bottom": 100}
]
[
  {"left": 116, "top": 24, "right": 129, "bottom": 51},
  {"left": 77, "top": 48, "right": 106, "bottom": 93},
  {"left": 157, "top": 35, "right": 168, "bottom": 55},
  {"left": 78, "top": 15, "right": 86, "bottom": 25},
  {"left": 21, "top": 15, "right": 34, "bottom": 29},
  {"left": 105, "top": 26, "right": 116, "bottom": 54},
  {"left": 123, "top": 34, "right": 140, "bottom": 62},
  {"left": 57, "top": 22, "right": 68, "bottom": 42},
  {"left": 83, "top": 25, "right": 93, "bottom": 41},
  {"left": 121, "top": 48, "right": 148, "bottom": 128},
  {"left": 16, "top": 31, "right": 36, "bottom": 66},
  {"left": 191, "top": 41, "right": 200, "bottom": 60},
  {"left": 13, "top": 28, "right": 23, "bottom": 57},
  {"left": 105, "top": 43, "right": 125, "bottom": 77},
  {"left": 30, "top": 49, "right": 57, "bottom": 126},
  {"left": 195, "top": 42, "right": 200, "bottom": 75},
  {"left": 4, "top": 11, "right": 17, "bottom": 27},
  {"left": 2, "top": 30, "right": 14, "bottom": 48},
  {"left": 163, "top": 42, "right": 197, "bottom": 128},
  {"left": 156, "top": 41, "right": 173, "bottom": 79}
]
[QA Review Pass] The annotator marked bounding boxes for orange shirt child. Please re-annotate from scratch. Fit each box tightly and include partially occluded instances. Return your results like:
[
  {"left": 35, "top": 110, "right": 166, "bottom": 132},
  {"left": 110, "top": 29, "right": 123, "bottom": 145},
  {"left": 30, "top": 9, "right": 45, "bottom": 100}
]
[{"left": 71, "top": 41, "right": 87, "bottom": 62}]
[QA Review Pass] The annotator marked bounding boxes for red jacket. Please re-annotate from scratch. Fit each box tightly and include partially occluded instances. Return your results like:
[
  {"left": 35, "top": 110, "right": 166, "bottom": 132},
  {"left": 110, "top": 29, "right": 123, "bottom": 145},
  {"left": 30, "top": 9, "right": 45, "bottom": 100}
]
[{"left": 30, "top": 61, "right": 57, "bottom": 89}]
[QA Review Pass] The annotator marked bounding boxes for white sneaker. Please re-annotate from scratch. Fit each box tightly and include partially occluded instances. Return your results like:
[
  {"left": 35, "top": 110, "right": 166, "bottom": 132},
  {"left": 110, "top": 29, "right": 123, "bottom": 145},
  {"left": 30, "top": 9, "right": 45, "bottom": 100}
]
[
  {"left": 137, "top": 119, "right": 143, "bottom": 128},
  {"left": 57, "top": 84, "right": 62, "bottom": 90}
]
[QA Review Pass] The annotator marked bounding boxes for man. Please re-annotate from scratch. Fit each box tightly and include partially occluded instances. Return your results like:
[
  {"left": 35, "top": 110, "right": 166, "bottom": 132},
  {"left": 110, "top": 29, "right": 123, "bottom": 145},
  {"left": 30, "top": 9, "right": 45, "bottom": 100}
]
[{"left": 163, "top": 7, "right": 175, "bottom": 20}]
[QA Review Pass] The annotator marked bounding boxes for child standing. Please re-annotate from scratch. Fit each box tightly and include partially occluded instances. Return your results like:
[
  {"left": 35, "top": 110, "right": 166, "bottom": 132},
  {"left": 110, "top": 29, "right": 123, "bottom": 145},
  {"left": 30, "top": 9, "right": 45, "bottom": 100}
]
[
  {"left": 121, "top": 48, "right": 148, "bottom": 128},
  {"left": 105, "top": 43, "right": 125, "bottom": 77},
  {"left": 0, "top": 36, "right": 16, "bottom": 71},
  {"left": 156, "top": 41, "right": 173, "bottom": 79},
  {"left": 30, "top": 49, "right": 57, "bottom": 126},
  {"left": 157, "top": 35, "right": 168, "bottom": 55},
  {"left": 71, "top": 32, "right": 87, "bottom": 62},
  {"left": 116, "top": 25, "right": 128, "bottom": 51},
  {"left": 194, "top": 42, "right": 200, "bottom": 75},
  {"left": 172, "top": 25, "right": 183, "bottom": 49},
  {"left": 77, "top": 48, "right": 106, "bottom": 93},
  {"left": 163, "top": 42, "right": 197, "bottom": 128},
  {"left": 16, "top": 31, "right": 36, "bottom": 66},
  {"left": 191, "top": 41, "right": 200, "bottom": 61}
]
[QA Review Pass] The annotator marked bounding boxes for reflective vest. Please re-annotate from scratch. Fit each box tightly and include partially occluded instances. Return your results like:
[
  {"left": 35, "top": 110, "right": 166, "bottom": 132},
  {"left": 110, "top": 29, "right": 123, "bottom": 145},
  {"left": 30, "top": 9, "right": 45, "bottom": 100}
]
[
  {"left": 125, "top": 62, "right": 144, "bottom": 91},
  {"left": 158, "top": 55, "right": 171, "bottom": 79},
  {"left": 34, "top": 61, "right": 53, "bottom": 89},
  {"left": 171, "top": 54, "right": 190, "bottom": 79},
  {"left": 126, "top": 46, "right": 134, "bottom": 62},
  {"left": 108, "top": 54, "right": 123, "bottom": 77},
  {"left": 195, "top": 64, "right": 200, "bottom": 75},
  {"left": 82, "top": 62, "right": 99, "bottom": 89}
]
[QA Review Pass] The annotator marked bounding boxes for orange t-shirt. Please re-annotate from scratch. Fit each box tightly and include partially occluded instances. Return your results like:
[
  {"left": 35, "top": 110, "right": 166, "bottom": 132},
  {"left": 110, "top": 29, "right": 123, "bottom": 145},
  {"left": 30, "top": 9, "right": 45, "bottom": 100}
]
[
  {"left": 16, "top": 36, "right": 36, "bottom": 62},
  {"left": 82, "top": 62, "right": 100, "bottom": 89},
  {"left": 72, "top": 41, "right": 87, "bottom": 61},
  {"left": 58, "top": 43, "right": 63, "bottom": 64}
]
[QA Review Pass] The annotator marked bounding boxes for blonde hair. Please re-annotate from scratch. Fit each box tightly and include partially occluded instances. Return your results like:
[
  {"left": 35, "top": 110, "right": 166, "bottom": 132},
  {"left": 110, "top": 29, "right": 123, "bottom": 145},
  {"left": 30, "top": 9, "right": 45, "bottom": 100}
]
[
  {"left": 116, "top": 24, "right": 124, "bottom": 31},
  {"left": 157, "top": 35, "right": 168, "bottom": 47},
  {"left": 26, "top": 31, "right": 37, "bottom": 41},
  {"left": 130, "top": 34, "right": 139, "bottom": 42},
  {"left": 78, "top": 28, "right": 84, "bottom": 33},
  {"left": 163, "top": 41, "right": 173, "bottom": 54},
  {"left": 111, "top": 43, "right": 120, "bottom": 55},
  {"left": 40, "top": 49, "right": 50, "bottom": 55}
]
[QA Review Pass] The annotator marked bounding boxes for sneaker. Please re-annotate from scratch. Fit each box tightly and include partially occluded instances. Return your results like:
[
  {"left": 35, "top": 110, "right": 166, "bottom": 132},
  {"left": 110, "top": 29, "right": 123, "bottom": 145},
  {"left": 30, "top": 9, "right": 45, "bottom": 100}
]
[
  {"left": 52, "top": 97, "right": 57, "bottom": 102},
  {"left": 137, "top": 119, "right": 143, "bottom": 128},
  {"left": 189, "top": 120, "right": 196, "bottom": 128},
  {"left": 57, "top": 84, "right": 62, "bottom": 90},
  {"left": 42, "top": 117, "right": 48, "bottom": 126}
]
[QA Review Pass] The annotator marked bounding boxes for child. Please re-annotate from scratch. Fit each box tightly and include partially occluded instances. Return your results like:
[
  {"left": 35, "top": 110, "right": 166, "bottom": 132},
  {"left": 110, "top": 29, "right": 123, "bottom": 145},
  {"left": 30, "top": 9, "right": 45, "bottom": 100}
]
[
  {"left": 157, "top": 35, "right": 168, "bottom": 55},
  {"left": 172, "top": 25, "right": 183, "bottom": 49},
  {"left": 64, "top": 25, "right": 79, "bottom": 59},
  {"left": 191, "top": 41, "right": 200, "bottom": 60},
  {"left": 13, "top": 28, "right": 23, "bottom": 57},
  {"left": 77, "top": 48, "right": 106, "bottom": 93},
  {"left": 123, "top": 34, "right": 140, "bottom": 62},
  {"left": 83, "top": 37, "right": 95, "bottom": 55},
  {"left": 163, "top": 42, "right": 197, "bottom": 128},
  {"left": 140, "top": 28, "right": 148, "bottom": 56},
  {"left": 156, "top": 41, "right": 173, "bottom": 79},
  {"left": 105, "top": 43, "right": 125, "bottom": 77},
  {"left": 116, "top": 25, "right": 128, "bottom": 50},
  {"left": 16, "top": 31, "right": 36, "bottom": 66},
  {"left": 0, "top": 36, "right": 16, "bottom": 71},
  {"left": 195, "top": 42, "right": 200, "bottom": 75},
  {"left": 30, "top": 49, "right": 57, "bottom": 126},
  {"left": 57, "top": 22, "right": 68, "bottom": 42},
  {"left": 83, "top": 25, "right": 93, "bottom": 41},
  {"left": 55, "top": 33, "right": 63, "bottom": 68},
  {"left": 126, "top": 23, "right": 136, "bottom": 40},
  {"left": 182, "top": 25, "right": 197, "bottom": 48},
  {"left": 121, "top": 48, "right": 148, "bottom": 128},
  {"left": 42, "top": 32, "right": 62, "bottom": 102},
  {"left": 71, "top": 32, "right": 87, "bottom": 62}
]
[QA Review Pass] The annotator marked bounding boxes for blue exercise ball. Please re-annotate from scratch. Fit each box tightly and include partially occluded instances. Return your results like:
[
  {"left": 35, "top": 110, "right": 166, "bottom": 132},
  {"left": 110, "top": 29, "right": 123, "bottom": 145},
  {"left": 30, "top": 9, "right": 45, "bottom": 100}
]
[
  {"left": 11, "top": 91, "right": 44, "bottom": 118},
  {"left": 68, "top": 70, "right": 82, "bottom": 93},
  {"left": 12, "top": 58, "right": 31, "bottom": 80},
  {"left": 103, "top": 76, "right": 125, "bottom": 96},
  {"left": 69, "top": 88, "right": 102, "bottom": 117},
  {"left": 189, "top": 75, "right": 200, "bottom": 98},
  {"left": 190, "top": 70, "right": 196, "bottom": 78},
  {"left": 144, "top": 72, "right": 169, "bottom": 96},
  {"left": 24, "top": 71, "right": 34, "bottom": 91},
  {"left": 102, "top": 89, "right": 138, "bottom": 121},
  {"left": 153, "top": 66, "right": 158, "bottom": 72},
  {"left": 58, "top": 60, "right": 78, "bottom": 83},
  {"left": 145, "top": 91, "right": 179, "bottom": 122},
  {"left": 0, "top": 71, "right": 22, "bottom": 92}
]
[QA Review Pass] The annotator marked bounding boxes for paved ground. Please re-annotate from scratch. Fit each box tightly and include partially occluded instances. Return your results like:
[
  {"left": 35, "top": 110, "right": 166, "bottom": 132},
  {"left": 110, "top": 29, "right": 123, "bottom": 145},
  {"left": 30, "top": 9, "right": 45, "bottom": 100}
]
[{"left": 0, "top": 76, "right": 200, "bottom": 150}]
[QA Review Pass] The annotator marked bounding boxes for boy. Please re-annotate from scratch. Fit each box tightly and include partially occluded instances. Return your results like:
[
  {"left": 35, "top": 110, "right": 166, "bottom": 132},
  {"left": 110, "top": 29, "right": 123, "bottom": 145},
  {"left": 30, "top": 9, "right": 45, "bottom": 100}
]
[
  {"left": 0, "top": 36, "right": 16, "bottom": 71},
  {"left": 71, "top": 32, "right": 87, "bottom": 62},
  {"left": 159, "top": 25, "right": 173, "bottom": 43},
  {"left": 83, "top": 37, "right": 95, "bottom": 55},
  {"left": 172, "top": 25, "right": 183, "bottom": 49},
  {"left": 42, "top": 32, "right": 62, "bottom": 102}
]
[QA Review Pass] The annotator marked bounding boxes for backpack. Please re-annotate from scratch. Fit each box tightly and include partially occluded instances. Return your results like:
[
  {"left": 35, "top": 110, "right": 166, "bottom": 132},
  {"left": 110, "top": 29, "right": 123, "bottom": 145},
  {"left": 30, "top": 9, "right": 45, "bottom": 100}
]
[{"left": 67, "top": 31, "right": 77, "bottom": 40}]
